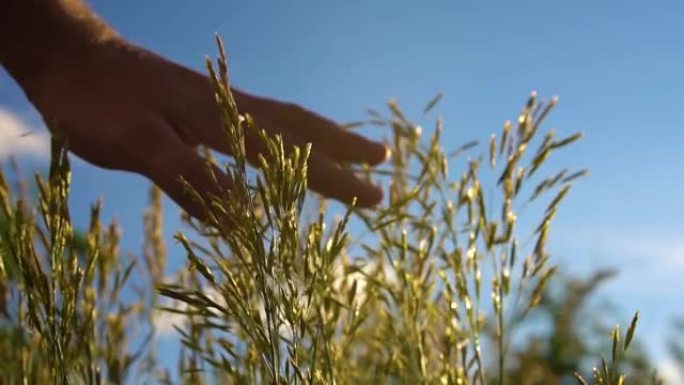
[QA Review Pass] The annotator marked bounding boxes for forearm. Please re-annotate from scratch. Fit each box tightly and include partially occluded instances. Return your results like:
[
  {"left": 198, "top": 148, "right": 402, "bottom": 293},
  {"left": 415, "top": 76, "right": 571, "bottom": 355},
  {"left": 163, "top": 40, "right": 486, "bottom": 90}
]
[{"left": 0, "top": 0, "right": 118, "bottom": 91}]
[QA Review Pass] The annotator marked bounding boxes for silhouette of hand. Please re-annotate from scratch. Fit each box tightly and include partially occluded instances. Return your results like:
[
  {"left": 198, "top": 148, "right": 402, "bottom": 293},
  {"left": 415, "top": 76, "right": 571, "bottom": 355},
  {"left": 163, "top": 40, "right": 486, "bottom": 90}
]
[{"left": 24, "top": 40, "right": 389, "bottom": 219}]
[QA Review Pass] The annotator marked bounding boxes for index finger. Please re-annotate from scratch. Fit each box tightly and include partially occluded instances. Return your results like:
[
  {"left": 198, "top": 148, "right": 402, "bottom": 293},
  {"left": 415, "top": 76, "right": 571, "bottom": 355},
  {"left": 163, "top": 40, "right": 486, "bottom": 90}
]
[{"left": 233, "top": 91, "right": 391, "bottom": 166}]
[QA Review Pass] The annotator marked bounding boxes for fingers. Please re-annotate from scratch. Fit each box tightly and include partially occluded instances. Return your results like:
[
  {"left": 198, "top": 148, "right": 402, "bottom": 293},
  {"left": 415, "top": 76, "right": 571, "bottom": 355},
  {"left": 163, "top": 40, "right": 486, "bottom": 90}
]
[
  {"left": 233, "top": 90, "right": 390, "bottom": 166},
  {"left": 197, "top": 109, "right": 384, "bottom": 207},
  {"left": 240, "top": 97, "right": 387, "bottom": 207},
  {"left": 175, "top": 74, "right": 389, "bottom": 167},
  {"left": 306, "top": 150, "right": 384, "bottom": 207},
  {"left": 173, "top": 74, "right": 387, "bottom": 208},
  {"left": 265, "top": 122, "right": 384, "bottom": 207},
  {"left": 136, "top": 120, "right": 236, "bottom": 221},
  {"left": 287, "top": 107, "right": 390, "bottom": 166}
]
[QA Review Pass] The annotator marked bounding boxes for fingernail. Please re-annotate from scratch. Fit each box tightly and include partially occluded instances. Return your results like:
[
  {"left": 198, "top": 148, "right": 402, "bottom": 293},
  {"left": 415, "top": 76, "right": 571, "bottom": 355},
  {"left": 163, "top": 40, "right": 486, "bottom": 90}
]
[{"left": 383, "top": 146, "right": 392, "bottom": 162}]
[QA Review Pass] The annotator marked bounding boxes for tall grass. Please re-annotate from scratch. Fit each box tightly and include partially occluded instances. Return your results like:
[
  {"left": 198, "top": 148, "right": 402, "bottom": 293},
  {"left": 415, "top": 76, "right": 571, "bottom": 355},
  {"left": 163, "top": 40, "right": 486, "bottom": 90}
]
[{"left": 0, "top": 38, "right": 650, "bottom": 384}]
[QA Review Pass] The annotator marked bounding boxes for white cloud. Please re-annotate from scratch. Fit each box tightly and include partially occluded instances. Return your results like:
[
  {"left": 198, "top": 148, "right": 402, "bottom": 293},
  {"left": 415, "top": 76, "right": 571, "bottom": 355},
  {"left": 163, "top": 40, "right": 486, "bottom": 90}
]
[
  {"left": 153, "top": 285, "right": 225, "bottom": 337},
  {"left": 554, "top": 225, "right": 684, "bottom": 268},
  {"left": 659, "top": 358, "right": 684, "bottom": 385},
  {"left": 152, "top": 302, "right": 187, "bottom": 337},
  {"left": 595, "top": 233, "right": 684, "bottom": 268},
  {"left": 0, "top": 107, "right": 49, "bottom": 159},
  {"left": 152, "top": 260, "right": 389, "bottom": 339}
]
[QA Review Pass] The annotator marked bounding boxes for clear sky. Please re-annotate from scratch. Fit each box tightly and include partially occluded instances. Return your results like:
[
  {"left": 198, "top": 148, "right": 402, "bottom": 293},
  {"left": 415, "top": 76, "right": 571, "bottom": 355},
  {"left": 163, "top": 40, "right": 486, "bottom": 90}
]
[{"left": 2, "top": 0, "right": 684, "bottom": 380}]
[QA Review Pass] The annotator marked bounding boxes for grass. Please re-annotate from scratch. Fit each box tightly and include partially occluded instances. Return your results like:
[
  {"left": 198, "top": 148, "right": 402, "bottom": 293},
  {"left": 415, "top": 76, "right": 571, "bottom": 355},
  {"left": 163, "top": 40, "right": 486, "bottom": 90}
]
[{"left": 0, "top": 37, "right": 657, "bottom": 384}]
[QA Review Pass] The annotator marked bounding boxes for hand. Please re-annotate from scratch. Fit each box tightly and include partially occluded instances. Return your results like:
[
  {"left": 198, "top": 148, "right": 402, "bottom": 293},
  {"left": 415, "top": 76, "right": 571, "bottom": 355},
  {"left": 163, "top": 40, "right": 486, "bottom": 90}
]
[{"left": 23, "top": 39, "right": 389, "bottom": 220}]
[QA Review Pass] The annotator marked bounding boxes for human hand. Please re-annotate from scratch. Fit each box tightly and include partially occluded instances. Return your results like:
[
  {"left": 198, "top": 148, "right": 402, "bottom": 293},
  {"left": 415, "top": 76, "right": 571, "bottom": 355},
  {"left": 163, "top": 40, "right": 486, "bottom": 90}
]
[{"left": 22, "top": 39, "right": 389, "bottom": 220}]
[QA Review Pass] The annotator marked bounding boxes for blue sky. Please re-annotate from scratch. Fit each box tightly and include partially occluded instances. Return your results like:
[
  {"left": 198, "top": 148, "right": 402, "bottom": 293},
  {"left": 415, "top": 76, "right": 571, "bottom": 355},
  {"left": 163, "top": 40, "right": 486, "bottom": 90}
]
[{"left": 2, "top": 0, "right": 684, "bottom": 380}]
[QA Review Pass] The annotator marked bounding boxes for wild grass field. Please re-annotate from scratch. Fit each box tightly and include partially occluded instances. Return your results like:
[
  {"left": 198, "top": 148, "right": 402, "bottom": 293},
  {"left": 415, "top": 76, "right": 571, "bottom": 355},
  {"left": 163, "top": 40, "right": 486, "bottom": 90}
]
[{"left": 0, "top": 40, "right": 676, "bottom": 385}]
